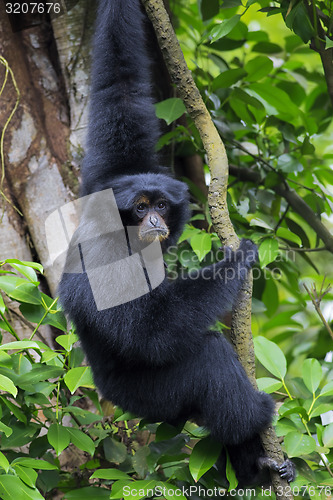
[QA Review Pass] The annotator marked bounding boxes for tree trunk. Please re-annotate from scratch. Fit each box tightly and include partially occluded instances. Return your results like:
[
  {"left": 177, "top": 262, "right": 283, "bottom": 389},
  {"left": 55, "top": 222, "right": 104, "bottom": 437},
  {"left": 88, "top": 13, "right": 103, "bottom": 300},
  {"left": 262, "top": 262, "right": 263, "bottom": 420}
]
[{"left": 0, "top": 1, "right": 93, "bottom": 342}]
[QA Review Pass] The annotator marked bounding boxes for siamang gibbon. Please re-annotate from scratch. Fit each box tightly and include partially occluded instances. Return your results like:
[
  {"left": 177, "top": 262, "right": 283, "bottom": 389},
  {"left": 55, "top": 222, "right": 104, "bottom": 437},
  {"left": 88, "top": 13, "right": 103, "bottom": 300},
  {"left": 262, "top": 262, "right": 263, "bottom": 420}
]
[{"left": 58, "top": 0, "right": 295, "bottom": 486}]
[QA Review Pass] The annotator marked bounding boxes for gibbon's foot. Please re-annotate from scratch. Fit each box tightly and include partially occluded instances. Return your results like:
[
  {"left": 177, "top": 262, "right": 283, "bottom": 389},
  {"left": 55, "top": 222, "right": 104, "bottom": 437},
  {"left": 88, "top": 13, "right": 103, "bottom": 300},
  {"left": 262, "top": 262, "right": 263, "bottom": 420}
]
[
  {"left": 258, "top": 456, "right": 296, "bottom": 483},
  {"left": 279, "top": 459, "right": 296, "bottom": 482}
]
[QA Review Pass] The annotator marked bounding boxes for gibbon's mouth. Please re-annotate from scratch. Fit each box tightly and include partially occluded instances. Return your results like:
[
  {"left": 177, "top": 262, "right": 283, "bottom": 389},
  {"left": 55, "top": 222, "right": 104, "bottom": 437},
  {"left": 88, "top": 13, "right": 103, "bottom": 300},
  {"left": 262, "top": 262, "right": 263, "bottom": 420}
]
[{"left": 139, "top": 228, "right": 169, "bottom": 242}]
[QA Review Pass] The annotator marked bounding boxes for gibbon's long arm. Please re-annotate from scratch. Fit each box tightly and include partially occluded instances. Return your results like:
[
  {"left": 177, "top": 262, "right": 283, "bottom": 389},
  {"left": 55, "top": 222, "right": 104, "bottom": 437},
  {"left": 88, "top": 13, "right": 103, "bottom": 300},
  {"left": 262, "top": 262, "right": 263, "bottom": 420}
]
[{"left": 81, "top": 0, "right": 163, "bottom": 195}]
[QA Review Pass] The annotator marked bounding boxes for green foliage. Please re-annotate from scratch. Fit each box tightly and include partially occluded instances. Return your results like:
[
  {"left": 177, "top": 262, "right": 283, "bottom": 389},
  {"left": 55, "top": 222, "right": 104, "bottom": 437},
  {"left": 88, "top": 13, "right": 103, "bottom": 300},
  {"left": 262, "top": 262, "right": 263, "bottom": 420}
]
[
  {"left": 155, "top": 98, "right": 186, "bottom": 125},
  {"left": 189, "top": 437, "right": 222, "bottom": 481}
]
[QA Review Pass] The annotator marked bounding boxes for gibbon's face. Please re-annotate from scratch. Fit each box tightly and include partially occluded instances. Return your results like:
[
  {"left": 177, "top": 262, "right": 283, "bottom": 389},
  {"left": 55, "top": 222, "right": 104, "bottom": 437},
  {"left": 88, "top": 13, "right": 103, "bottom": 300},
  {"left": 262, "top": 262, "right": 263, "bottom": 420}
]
[{"left": 133, "top": 195, "right": 170, "bottom": 242}]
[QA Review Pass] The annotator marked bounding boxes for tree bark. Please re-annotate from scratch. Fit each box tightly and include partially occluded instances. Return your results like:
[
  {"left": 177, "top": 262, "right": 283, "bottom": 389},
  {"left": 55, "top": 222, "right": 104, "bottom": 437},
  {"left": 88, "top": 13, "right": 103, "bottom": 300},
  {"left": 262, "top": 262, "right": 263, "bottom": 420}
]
[
  {"left": 0, "top": 1, "right": 94, "bottom": 296},
  {"left": 0, "top": 5, "right": 71, "bottom": 295}
]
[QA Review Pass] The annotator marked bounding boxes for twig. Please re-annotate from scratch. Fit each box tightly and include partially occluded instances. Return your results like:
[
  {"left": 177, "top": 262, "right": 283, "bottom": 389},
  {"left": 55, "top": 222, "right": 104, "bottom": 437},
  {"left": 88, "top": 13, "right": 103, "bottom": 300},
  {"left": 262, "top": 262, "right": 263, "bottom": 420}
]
[
  {"left": 0, "top": 56, "right": 22, "bottom": 215},
  {"left": 303, "top": 282, "right": 333, "bottom": 340},
  {"left": 228, "top": 164, "right": 333, "bottom": 253},
  {"left": 279, "top": 246, "right": 327, "bottom": 253}
]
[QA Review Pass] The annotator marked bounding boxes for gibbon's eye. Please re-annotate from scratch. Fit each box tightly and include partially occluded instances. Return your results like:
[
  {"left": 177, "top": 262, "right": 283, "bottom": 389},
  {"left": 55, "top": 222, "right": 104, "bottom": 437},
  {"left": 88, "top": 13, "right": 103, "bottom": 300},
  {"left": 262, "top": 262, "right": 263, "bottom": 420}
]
[
  {"left": 157, "top": 201, "right": 167, "bottom": 211},
  {"left": 136, "top": 203, "right": 148, "bottom": 213}
]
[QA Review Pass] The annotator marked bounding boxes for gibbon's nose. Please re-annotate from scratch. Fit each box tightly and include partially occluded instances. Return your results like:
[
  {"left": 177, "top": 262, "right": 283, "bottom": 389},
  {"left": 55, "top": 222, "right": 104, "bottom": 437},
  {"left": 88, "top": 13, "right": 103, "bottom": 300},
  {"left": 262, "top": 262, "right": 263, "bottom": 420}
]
[{"left": 149, "top": 214, "right": 160, "bottom": 227}]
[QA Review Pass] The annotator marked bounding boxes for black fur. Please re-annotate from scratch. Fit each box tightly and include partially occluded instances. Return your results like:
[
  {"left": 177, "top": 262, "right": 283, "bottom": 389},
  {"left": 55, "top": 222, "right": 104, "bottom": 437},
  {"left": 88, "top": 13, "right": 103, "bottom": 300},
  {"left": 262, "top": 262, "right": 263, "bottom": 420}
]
[{"left": 59, "top": 0, "right": 294, "bottom": 486}]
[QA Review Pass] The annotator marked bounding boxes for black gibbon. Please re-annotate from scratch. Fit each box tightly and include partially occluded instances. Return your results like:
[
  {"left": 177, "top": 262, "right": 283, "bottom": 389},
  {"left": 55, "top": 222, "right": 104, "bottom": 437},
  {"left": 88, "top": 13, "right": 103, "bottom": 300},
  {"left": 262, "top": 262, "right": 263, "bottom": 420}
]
[{"left": 58, "top": 0, "right": 295, "bottom": 486}]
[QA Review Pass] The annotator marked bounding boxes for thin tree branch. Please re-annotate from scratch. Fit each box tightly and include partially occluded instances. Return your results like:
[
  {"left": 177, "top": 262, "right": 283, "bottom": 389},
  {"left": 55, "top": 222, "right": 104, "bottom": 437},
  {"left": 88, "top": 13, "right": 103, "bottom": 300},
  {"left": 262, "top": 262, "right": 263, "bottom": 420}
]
[
  {"left": 141, "top": 1, "right": 293, "bottom": 497},
  {"left": 303, "top": 282, "right": 333, "bottom": 340},
  {"left": 229, "top": 164, "right": 333, "bottom": 253},
  {"left": 279, "top": 246, "right": 328, "bottom": 252}
]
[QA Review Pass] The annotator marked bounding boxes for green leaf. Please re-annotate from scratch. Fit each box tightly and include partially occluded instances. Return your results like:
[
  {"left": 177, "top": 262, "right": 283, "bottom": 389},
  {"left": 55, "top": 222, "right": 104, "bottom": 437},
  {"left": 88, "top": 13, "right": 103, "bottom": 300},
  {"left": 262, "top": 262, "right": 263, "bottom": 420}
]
[
  {"left": 18, "top": 365, "right": 64, "bottom": 386},
  {"left": 67, "top": 428, "right": 95, "bottom": 456},
  {"left": 0, "top": 373, "right": 17, "bottom": 397},
  {"left": 302, "top": 358, "right": 322, "bottom": 393},
  {"left": 1, "top": 423, "right": 39, "bottom": 448},
  {"left": 232, "top": 88, "right": 265, "bottom": 110},
  {"left": 64, "top": 487, "right": 111, "bottom": 499},
  {"left": 200, "top": 0, "right": 219, "bottom": 20},
  {"left": 257, "top": 377, "right": 283, "bottom": 394},
  {"left": 55, "top": 333, "right": 78, "bottom": 352},
  {"left": 0, "top": 340, "right": 40, "bottom": 351},
  {"left": 244, "top": 56, "right": 273, "bottom": 82},
  {"left": 6, "top": 261, "right": 38, "bottom": 283},
  {"left": 258, "top": 238, "right": 279, "bottom": 268},
  {"left": 285, "top": 2, "right": 314, "bottom": 43},
  {"left": 178, "top": 225, "right": 201, "bottom": 244},
  {"left": 11, "top": 457, "right": 58, "bottom": 470},
  {"left": 47, "top": 424, "right": 70, "bottom": 456},
  {"left": 178, "top": 248, "right": 199, "bottom": 269},
  {"left": 250, "top": 217, "right": 274, "bottom": 230},
  {"left": 155, "top": 98, "right": 186, "bottom": 125},
  {"left": 208, "top": 15, "right": 241, "bottom": 43},
  {"left": 280, "top": 401, "right": 307, "bottom": 420},
  {"left": 0, "top": 276, "right": 21, "bottom": 295},
  {"left": 190, "top": 214, "right": 205, "bottom": 222},
  {"left": 0, "top": 294, "right": 6, "bottom": 314},
  {"left": 0, "top": 474, "right": 44, "bottom": 500},
  {"left": 103, "top": 437, "right": 127, "bottom": 464},
  {"left": 254, "top": 336, "right": 287, "bottom": 380},
  {"left": 157, "top": 482, "right": 187, "bottom": 500},
  {"left": 20, "top": 302, "right": 67, "bottom": 332},
  {"left": 41, "top": 351, "right": 60, "bottom": 363},
  {"left": 225, "top": 449, "right": 238, "bottom": 489},
  {"left": 322, "top": 423, "right": 333, "bottom": 447},
  {"left": 3, "top": 259, "right": 43, "bottom": 274},
  {"left": 0, "top": 451, "right": 9, "bottom": 472},
  {"left": 310, "top": 403, "right": 333, "bottom": 418},
  {"left": 319, "top": 381, "right": 333, "bottom": 397},
  {"left": 12, "top": 464, "right": 37, "bottom": 488},
  {"left": 230, "top": 97, "right": 255, "bottom": 124},
  {"left": 155, "top": 422, "right": 179, "bottom": 441},
  {"left": 325, "top": 36, "right": 333, "bottom": 49},
  {"left": 248, "top": 82, "right": 299, "bottom": 119},
  {"left": 109, "top": 480, "right": 134, "bottom": 499},
  {"left": 190, "top": 232, "right": 212, "bottom": 261},
  {"left": 284, "top": 432, "right": 316, "bottom": 457},
  {"left": 252, "top": 41, "right": 282, "bottom": 53},
  {"left": 301, "top": 135, "right": 315, "bottom": 154},
  {"left": 212, "top": 68, "right": 247, "bottom": 90},
  {"left": 276, "top": 227, "right": 302, "bottom": 245},
  {"left": 262, "top": 276, "right": 279, "bottom": 317},
  {"left": 132, "top": 445, "right": 150, "bottom": 478},
  {"left": 265, "top": 172, "right": 281, "bottom": 189},
  {"left": 111, "top": 480, "right": 158, "bottom": 500},
  {"left": 0, "top": 396, "right": 26, "bottom": 422},
  {"left": 189, "top": 437, "right": 222, "bottom": 481},
  {"left": 275, "top": 419, "right": 298, "bottom": 437},
  {"left": 90, "top": 469, "right": 131, "bottom": 480},
  {"left": 0, "top": 421, "right": 13, "bottom": 437},
  {"left": 64, "top": 366, "right": 94, "bottom": 393},
  {"left": 277, "top": 154, "right": 303, "bottom": 173},
  {"left": 9, "top": 283, "right": 41, "bottom": 305},
  {"left": 184, "top": 423, "right": 210, "bottom": 439}
]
